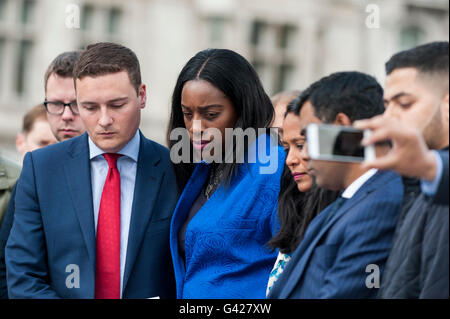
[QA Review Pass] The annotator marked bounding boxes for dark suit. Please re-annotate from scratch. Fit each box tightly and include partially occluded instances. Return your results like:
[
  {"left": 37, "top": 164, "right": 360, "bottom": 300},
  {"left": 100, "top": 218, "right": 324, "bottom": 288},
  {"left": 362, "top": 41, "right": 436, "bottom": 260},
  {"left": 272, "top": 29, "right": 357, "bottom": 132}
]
[
  {"left": 5, "top": 132, "right": 178, "bottom": 298},
  {"left": 378, "top": 148, "right": 449, "bottom": 299},
  {"left": 268, "top": 171, "right": 403, "bottom": 299}
]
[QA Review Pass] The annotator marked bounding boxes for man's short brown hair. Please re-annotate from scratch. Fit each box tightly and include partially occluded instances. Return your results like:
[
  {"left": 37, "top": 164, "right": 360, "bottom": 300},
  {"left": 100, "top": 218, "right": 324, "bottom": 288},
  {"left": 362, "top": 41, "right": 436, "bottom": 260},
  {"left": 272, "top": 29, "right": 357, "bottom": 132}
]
[
  {"left": 73, "top": 42, "right": 142, "bottom": 94},
  {"left": 44, "top": 51, "right": 81, "bottom": 91},
  {"left": 22, "top": 104, "right": 48, "bottom": 134}
]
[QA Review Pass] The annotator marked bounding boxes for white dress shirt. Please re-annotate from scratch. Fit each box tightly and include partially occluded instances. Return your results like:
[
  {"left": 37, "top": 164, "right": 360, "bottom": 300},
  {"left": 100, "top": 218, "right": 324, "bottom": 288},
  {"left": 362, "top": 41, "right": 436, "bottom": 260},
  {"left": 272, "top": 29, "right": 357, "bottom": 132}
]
[
  {"left": 341, "top": 168, "right": 378, "bottom": 199},
  {"left": 88, "top": 131, "right": 140, "bottom": 298}
]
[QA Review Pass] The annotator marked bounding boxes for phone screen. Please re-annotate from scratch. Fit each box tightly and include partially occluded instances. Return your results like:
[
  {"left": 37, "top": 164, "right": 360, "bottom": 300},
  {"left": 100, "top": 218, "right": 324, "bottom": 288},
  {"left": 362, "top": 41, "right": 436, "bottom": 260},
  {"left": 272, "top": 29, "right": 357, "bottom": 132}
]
[
  {"left": 307, "top": 124, "right": 373, "bottom": 162},
  {"left": 319, "top": 128, "right": 364, "bottom": 158}
]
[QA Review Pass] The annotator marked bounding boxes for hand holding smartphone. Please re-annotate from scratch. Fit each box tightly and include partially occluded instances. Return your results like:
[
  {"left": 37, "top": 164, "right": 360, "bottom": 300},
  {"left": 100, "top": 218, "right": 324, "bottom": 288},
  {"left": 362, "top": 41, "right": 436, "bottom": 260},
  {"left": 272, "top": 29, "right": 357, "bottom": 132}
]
[{"left": 306, "top": 123, "right": 375, "bottom": 163}]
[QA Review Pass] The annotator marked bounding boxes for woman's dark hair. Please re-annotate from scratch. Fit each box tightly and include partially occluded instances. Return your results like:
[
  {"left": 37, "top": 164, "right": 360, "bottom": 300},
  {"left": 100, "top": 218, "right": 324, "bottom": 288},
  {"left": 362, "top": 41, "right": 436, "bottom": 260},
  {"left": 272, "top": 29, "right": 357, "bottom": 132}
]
[
  {"left": 167, "top": 48, "right": 274, "bottom": 190},
  {"left": 268, "top": 95, "right": 339, "bottom": 254}
]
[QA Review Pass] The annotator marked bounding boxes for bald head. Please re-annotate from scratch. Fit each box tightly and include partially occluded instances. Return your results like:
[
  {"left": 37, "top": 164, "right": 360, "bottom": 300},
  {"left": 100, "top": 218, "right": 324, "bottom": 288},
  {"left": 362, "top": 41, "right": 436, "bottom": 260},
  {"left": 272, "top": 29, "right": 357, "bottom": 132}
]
[{"left": 271, "top": 90, "right": 301, "bottom": 130}]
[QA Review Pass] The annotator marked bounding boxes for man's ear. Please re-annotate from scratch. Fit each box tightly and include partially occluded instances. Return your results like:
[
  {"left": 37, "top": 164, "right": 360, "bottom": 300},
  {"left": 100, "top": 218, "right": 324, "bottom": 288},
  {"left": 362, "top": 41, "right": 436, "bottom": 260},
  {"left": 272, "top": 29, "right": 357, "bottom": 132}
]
[
  {"left": 333, "top": 112, "right": 352, "bottom": 126},
  {"left": 138, "top": 84, "right": 146, "bottom": 109},
  {"left": 16, "top": 133, "right": 26, "bottom": 155}
]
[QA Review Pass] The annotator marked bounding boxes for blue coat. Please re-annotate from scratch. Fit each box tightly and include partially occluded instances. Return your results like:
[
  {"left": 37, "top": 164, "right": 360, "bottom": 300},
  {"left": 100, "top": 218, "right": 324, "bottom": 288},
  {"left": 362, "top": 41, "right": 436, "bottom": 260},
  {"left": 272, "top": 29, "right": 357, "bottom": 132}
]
[
  {"left": 268, "top": 170, "right": 403, "bottom": 299},
  {"left": 5, "top": 132, "right": 178, "bottom": 298},
  {"left": 170, "top": 133, "right": 285, "bottom": 299}
]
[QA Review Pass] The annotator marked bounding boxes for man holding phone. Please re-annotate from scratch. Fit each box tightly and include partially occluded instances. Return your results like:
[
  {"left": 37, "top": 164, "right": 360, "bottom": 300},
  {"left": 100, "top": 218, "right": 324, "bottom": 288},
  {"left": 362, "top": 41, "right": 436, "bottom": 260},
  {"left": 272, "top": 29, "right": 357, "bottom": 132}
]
[
  {"left": 268, "top": 71, "right": 403, "bottom": 299},
  {"left": 356, "top": 116, "right": 448, "bottom": 206},
  {"left": 356, "top": 42, "right": 449, "bottom": 298}
]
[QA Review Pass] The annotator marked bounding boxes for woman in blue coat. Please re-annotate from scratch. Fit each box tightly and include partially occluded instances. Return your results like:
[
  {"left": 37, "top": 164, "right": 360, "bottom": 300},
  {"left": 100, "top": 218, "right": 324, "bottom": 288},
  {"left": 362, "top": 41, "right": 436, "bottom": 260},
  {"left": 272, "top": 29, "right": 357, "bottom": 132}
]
[{"left": 167, "top": 48, "right": 285, "bottom": 299}]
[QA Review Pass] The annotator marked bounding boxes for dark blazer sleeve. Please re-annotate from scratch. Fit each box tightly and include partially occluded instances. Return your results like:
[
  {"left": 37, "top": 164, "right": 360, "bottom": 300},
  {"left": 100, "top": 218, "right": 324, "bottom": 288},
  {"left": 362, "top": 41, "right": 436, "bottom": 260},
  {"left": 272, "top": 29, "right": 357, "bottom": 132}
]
[
  {"left": 432, "top": 150, "right": 448, "bottom": 206},
  {"left": 0, "top": 184, "right": 16, "bottom": 299},
  {"left": 5, "top": 153, "right": 59, "bottom": 298}
]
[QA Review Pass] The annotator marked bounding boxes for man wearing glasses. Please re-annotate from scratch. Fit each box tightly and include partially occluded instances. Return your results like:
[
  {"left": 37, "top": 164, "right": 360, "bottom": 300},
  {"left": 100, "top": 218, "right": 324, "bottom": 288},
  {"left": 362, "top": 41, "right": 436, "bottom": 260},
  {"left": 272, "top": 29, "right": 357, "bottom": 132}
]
[
  {"left": 0, "top": 51, "right": 85, "bottom": 299},
  {"left": 43, "top": 51, "right": 86, "bottom": 141}
]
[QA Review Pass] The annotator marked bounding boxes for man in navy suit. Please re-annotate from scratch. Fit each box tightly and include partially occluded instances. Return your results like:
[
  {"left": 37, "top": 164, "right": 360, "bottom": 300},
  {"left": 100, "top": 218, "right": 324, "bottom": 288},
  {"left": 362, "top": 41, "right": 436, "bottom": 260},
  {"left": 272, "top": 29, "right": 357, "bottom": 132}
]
[
  {"left": 5, "top": 42, "right": 178, "bottom": 299},
  {"left": 268, "top": 72, "right": 403, "bottom": 299}
]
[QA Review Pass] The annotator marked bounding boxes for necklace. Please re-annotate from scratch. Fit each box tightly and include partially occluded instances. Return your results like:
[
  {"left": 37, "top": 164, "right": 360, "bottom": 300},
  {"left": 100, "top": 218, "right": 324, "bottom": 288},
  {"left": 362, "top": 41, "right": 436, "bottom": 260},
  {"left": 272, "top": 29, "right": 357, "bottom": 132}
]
[{"left": 204, "top": 164, "right": 225, "bottom": 200}]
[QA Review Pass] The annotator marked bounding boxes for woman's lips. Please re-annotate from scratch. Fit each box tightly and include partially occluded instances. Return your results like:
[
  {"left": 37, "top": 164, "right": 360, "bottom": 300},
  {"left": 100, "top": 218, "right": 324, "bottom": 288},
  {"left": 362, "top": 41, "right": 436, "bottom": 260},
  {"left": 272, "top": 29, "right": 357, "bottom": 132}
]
[
  {"left": 292, "top": 172, "right": 307, "bottom": 181},
  {"left": 192, "top": 140, "right": 210, "bottom": 150}
]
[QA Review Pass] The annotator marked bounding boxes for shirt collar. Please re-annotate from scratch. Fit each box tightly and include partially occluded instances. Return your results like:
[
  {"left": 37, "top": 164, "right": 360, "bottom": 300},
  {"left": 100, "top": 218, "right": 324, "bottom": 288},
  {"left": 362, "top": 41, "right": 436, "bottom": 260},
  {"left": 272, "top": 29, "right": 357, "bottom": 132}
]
[
  {"left": 88, "top": 130, "right": 140, "bottom": 162},
  {"left": 341, "top": 168, "right": 378, "bottom": 199}
]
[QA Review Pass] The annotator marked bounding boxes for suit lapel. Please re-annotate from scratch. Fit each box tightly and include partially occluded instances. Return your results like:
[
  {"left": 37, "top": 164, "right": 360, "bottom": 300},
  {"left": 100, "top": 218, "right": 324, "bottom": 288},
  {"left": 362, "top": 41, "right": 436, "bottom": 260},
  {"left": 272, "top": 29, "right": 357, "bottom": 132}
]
[
  {"left": 169, "top": 162, "right": 210, "bottom": 298},
  {"left": 276, "top": 171, "right": 386, "bottom": 298},
  {"left": 122, "top": 133, "right": 162, "bottom": 291},
  {"left": 275, "top": 205, "right": 335, "bottom": 299},
  {"left": 63, "top": 134, "right": 96, "bottom": 271}
]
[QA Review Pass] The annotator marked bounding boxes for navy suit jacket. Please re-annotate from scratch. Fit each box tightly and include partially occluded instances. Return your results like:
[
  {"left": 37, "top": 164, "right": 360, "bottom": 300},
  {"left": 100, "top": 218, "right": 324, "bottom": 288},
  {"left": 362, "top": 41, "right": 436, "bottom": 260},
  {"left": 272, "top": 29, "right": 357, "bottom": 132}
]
[
  {"left": 268, "top": 170, "right": 403, "bottom": 299},
  {"left": 5, "top": 132, "right": 178, "bottom": 298}
]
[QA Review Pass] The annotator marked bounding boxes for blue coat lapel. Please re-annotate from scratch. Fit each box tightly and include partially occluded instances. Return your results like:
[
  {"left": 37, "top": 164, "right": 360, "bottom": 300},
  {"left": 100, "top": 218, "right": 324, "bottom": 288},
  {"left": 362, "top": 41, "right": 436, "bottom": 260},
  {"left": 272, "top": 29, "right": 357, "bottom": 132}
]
[
  {"left": 169, "top": 162, "right": 210, "bottom": 298},
  {"left": 275, "top": 171, "right": 387, "bottom": 299},
  {"left": 62, "top": 133, "right": 96, "bottom": 276},
  {"left": 122, "top": 132, "right": 162, "bottom": 291}
]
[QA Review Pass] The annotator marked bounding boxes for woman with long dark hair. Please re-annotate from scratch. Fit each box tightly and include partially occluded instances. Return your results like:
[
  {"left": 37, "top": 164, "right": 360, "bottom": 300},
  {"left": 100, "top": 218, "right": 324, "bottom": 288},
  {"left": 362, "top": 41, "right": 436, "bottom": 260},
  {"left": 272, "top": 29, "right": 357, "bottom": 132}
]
[
  {"left": 167, "top": 48, "right": 285, "bottom": 299},
  {"left": 266, "top": 95, "right": 339, "bottom": 296}
]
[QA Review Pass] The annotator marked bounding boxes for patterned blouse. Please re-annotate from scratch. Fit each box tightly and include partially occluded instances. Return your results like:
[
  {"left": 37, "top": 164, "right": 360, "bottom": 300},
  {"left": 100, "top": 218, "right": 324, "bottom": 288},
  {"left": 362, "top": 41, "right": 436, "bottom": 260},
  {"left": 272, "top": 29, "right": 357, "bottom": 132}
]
[{"left": 266, "top": 251, "right": 292, "bottom": 297}]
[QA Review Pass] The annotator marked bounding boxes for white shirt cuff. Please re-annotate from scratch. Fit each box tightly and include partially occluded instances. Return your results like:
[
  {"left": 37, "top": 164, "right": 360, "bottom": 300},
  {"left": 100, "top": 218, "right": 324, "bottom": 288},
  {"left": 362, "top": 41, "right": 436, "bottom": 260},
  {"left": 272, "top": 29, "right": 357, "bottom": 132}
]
[{"left": 421, "top": 150, "right": 443, "bottom": 197}]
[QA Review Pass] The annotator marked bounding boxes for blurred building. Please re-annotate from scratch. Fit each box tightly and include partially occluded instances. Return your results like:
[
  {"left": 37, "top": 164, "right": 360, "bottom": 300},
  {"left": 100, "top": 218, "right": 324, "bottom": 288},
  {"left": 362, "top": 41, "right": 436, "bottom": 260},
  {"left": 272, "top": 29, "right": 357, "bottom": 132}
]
[{"left": 0, "top": 0, "right": 448, "bottom": 162}]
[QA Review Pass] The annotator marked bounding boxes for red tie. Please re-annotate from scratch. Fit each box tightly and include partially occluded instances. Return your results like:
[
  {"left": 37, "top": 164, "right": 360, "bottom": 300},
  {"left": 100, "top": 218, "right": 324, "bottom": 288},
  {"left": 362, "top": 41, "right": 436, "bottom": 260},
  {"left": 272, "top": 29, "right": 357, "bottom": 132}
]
[{"left": 95, "top": 153, "right": 121, "bottom": 299}]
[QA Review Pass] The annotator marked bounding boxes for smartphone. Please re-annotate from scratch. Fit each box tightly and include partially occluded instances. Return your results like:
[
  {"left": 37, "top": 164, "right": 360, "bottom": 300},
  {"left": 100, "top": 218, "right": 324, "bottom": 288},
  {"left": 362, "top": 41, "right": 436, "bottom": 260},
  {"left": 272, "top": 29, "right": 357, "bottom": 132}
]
[{"left": 306, "top": 123, "right": 375, "bottom": 163}]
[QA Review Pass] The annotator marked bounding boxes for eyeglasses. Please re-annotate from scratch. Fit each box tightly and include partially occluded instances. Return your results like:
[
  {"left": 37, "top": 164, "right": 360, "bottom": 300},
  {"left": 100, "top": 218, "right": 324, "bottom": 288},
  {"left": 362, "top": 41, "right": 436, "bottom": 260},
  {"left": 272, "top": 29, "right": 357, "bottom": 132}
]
[{"left": 44, "top": 100, "right": 79, "bottom": 115}]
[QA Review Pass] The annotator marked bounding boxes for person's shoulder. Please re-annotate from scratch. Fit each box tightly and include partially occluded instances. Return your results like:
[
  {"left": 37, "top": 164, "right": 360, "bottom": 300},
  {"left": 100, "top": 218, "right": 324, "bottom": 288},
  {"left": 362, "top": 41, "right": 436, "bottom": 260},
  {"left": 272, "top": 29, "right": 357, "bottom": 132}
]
[
  {"left": 28, "top": 134, "right": 87, "bottom": 165},
  {"left": 364, "top": 172, "right": 403, "bottom": 212},
  {"left": 352, "top": 171, "right": 403, "bottom": 215},
  {"left": 0, "top": 155, "right": 21, "bottom": 185},
  {"left": 140, "top": 134, "right": 169, "bottom": 154},
  {"left": 139, "top": 134, "right": 173, "bottom": 166},
  {"left": 370, "top": 170, "right": 403, "bottom": 194}
]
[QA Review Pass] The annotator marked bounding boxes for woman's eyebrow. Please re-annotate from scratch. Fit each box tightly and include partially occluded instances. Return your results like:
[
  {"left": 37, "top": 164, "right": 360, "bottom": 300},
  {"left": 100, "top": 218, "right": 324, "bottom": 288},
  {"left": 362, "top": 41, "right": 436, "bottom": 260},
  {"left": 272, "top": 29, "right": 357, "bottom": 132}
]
[
  {"left": 198, "top": 105, "right": 223, "bottom": 111},
  {"left": 181, "top": 104, "right": 224, "bottom": 110}
]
